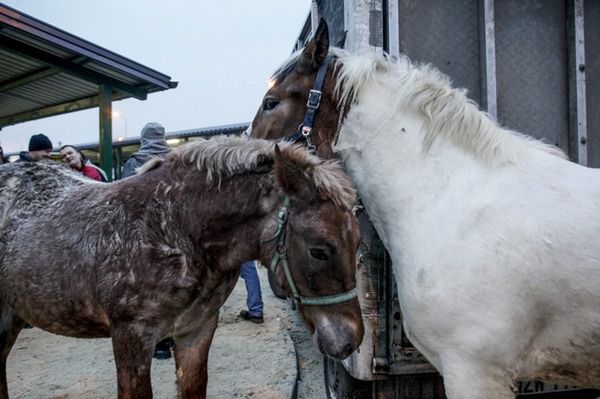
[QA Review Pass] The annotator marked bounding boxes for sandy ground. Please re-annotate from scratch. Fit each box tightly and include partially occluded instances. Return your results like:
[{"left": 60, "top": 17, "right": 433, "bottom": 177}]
[{"left": 7, "top": 267, "right": 326, "bottom": 399}]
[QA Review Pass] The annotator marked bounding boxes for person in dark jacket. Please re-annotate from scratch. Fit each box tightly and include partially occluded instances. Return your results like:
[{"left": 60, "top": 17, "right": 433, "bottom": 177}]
[
  {"left": 121, "top": 122, "right": 170, "bottom": 178},
  {"left": 18, "top": 134, "right": 53, "bottom": 162}
]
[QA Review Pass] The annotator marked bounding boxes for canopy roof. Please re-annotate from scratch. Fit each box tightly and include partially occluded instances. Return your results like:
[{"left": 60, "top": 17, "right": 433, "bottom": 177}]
[{"left": 0, "top": 3, "right": 178, "bottom": 128}]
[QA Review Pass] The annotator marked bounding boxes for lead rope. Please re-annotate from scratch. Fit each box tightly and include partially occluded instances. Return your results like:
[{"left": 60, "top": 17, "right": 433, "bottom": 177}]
[{"left": 331, "top": 102, "right": 347, "bottom": 149}]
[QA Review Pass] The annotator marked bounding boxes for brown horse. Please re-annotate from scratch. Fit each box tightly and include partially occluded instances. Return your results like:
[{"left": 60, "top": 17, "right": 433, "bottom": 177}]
[{"left": 0, "top": 136, "right": 363, "bottom": 399}]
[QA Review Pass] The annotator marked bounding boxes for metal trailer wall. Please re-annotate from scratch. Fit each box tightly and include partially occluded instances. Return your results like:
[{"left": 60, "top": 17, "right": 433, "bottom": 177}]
[
  {"left": 320, "top": 0, "right": 347, "bottom": 47},
  {"left": 390, "top": 0, "right": 599, "bottom": 166}
]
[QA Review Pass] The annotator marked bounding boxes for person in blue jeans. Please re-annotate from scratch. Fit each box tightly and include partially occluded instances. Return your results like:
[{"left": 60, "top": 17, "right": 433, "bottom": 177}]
[{"left": 239, "top": 260, "right": 264, "bottom": 323}]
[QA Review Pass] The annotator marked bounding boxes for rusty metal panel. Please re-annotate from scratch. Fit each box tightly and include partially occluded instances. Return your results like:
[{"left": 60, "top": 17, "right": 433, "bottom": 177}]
[
  {"left": 341, "top": 211, "right": 386, "bottom": 380},
  {"left": 397, "top": 0, "right": 482, "bottom": 105},
  {"left": 373, "top": 373, "right": 446, "bottom": 399},
  {"left": 494, "top": 0, "right": 568, "bottom": 150},
  {"left": 585, "top": 0, "right": 600, "bottom": 167}
]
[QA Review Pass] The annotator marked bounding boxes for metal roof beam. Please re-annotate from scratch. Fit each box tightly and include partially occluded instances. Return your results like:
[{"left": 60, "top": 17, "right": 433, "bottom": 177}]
[
  {"left": 0, "top": 35, "right": 148, "bottom": 100},
  {"left": 0, "top": 55, "right": 88, "bottom": 94},
  {"left": 0, "top": 94, "right": 117, "bottom": 126},
  {"left": 0, "top": 65, "right": 57, "bottom": 93}
]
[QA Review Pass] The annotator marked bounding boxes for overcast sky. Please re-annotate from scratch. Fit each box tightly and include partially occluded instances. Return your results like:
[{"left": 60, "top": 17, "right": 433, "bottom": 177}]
[{"left": 1, "top": 1, "right": 310, "bottom": 153}]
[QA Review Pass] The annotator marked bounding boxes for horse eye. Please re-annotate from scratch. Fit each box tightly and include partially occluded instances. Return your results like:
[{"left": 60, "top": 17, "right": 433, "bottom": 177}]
[
  {"left": 309, "top": 248, "right": 329, "bottom": 261},
  {"left": 263, "top": 98, "right": 279, "bottom": 111}
]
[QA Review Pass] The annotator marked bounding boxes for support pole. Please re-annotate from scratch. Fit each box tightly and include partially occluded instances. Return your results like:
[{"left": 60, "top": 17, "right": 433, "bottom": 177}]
[
  {"left": 573, "top": 0, "right": 587, "bottom": 165},
  {"left": 386, "top": 0, "right": 400, "bottom": 58},
  {"left": 482, "top": 0, "right": 497, "bottom": 119},
  {"left": 99, "top": 84, "right": 113, "bottom": 181}
]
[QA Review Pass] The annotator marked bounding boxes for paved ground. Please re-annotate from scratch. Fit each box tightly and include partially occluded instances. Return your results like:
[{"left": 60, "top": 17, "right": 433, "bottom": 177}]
[{"left": 6, "top": 267, "right": 325, "bottom": 399}]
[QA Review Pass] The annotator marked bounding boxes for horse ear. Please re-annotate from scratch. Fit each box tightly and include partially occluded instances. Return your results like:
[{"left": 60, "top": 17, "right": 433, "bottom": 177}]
[
  {"left": 273, "top": 145, "right": 314, "bottom": 200},
  {"left": 296, "top": 18, "right": 330, "bottom": 75}
]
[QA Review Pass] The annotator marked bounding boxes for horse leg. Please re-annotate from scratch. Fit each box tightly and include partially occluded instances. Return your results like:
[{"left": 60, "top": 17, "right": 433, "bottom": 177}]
[
  {"left": 0, "top": 304, "right": 24, "bottom": 399},
  {"left": 173, "top": 315, "right": 219, "bottom": 399},
  {"left": 111, "top": 324, "right": 155, "bottom": 399},
  {"left": 442, "top": 359, "right": 515, "bottom": 399}
]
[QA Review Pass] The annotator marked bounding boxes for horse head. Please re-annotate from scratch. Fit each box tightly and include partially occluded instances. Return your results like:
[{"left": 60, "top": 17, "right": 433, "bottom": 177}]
[
  {"left": 249, "top": 20, "right": 340, "bottom": 159},
  {"left": 265, "top": 143, "right": 363, "bottom": 359}
]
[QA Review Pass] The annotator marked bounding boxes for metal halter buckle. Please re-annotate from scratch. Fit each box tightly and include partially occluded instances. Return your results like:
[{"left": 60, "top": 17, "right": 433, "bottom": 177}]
[
  {"left": 300, "top": 129, "right": 316, "bottom": 153},
  {"left": 301, "top": 125, "right": 312, "bottom": 137},
  {"left": 307, "top": 89, "right": 322, "bottom": 109}
]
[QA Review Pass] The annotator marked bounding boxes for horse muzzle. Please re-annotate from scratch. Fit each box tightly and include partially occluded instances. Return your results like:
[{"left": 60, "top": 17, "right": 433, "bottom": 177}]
[{"left": 311, "top": 310, "right": 364, "bottom": 360}]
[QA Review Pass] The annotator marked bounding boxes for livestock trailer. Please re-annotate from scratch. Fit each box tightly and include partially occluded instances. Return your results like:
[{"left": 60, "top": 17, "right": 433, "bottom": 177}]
[{"left": 293, "top": 1, "right": 600, "bottom": 398}]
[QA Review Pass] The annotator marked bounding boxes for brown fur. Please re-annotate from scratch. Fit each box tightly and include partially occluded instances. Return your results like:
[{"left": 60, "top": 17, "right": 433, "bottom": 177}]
[
  {"left": 0, "top": 137, "right": 363, "bottom": 399},
  {"left": 250, "top": 21, "right": 343, "bottom": 160}
]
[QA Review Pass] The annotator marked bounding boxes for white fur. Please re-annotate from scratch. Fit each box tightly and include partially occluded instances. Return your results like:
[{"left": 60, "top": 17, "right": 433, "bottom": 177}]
[{"left": 332, "top": 50, "right": 600, "bottom": 398}]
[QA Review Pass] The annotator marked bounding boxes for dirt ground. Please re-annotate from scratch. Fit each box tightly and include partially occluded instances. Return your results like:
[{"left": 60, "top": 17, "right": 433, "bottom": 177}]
[{"left": 7, "top": 267, "right": 326, "bottom": 399}]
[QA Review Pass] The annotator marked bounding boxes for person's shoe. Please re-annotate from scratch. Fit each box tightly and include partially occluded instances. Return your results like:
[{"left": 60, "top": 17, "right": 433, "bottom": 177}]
[{"left": 239, "top": 310, "right": 264, "bottom": 324}]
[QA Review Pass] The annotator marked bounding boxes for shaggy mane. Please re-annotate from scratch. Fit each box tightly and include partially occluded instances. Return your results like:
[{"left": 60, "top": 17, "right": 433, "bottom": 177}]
[
  {"left": 276, "top": 47, "right": 565, "bottom": 163},
  {"left": 333, "top": 49, "right": 566, "bottom": 163},
  {"left": 141, "top": 136, "right": 356, "bottom": 210}
]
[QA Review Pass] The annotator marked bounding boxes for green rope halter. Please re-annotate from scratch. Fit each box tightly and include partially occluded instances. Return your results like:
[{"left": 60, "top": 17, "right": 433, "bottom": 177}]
[{"left": 268, "top": 196, "right": 358, "bottom": 306}]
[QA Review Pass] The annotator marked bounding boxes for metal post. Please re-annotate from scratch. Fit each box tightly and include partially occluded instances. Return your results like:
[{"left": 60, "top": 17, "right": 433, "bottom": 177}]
[
  {"left": 482, "top": 0, "right": 497, "bottom": 119},
  {"left": 387, "top": 0, "right": 400, "bottom": 58},
  {"left": 99, "top": 84, "right": 113, "bottom": 181},
  {"left": 115, "top": 146, "right": 122, "bottom": 180},
  {"left": 573, "top": 0, "right": 587, "bottom": 165}
]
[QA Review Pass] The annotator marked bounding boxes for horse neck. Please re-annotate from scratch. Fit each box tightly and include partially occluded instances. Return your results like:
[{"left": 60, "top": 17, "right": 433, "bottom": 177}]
[
  {"left": 334, "top": 89, "right": 484, "bottom": 249},
  {"left": 148, "top": 165, "right": 277, "bottom": 271}
]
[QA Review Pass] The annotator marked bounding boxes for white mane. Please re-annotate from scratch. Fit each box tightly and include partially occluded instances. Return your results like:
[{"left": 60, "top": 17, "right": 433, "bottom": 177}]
[{"left": 331, "top": 48, "right": 565, "bottom": 164}]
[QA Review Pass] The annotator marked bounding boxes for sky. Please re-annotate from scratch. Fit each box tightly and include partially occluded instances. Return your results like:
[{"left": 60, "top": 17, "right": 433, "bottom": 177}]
[{"left": 0, "top": 1, "right": 310, "bottom": 153}]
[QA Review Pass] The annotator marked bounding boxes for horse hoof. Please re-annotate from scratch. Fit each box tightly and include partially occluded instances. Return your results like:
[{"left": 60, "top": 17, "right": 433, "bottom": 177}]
[{"left": 153, "top": 349, "right": 172, "bottom": 360}]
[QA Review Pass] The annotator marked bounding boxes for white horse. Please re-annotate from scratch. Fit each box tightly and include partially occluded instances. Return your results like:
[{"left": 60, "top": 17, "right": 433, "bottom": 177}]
[{"left": 249, "top": 21, "right": 600, "bottom": 399}]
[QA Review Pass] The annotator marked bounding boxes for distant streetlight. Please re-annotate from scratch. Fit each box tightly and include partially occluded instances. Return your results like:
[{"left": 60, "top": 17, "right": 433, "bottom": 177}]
[{"left": 112, "top": 111, "right": 128, "bottom": 138}]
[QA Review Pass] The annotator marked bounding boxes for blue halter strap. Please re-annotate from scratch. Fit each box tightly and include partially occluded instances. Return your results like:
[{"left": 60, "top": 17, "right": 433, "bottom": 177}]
[{"left": 285, "top": 56, "right": 334, "bottom": 153}]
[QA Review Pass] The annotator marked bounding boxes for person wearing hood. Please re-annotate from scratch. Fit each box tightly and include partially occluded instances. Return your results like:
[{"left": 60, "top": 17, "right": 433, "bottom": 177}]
[
  {"left": 121, "top": 121, "right": 175, "bottom": 360},
  {"left": 18, "top": 134, "right": 53, "bottom": 162},
  {"left": 121, "top": 122, "right": 171, "bottom": 178}
]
